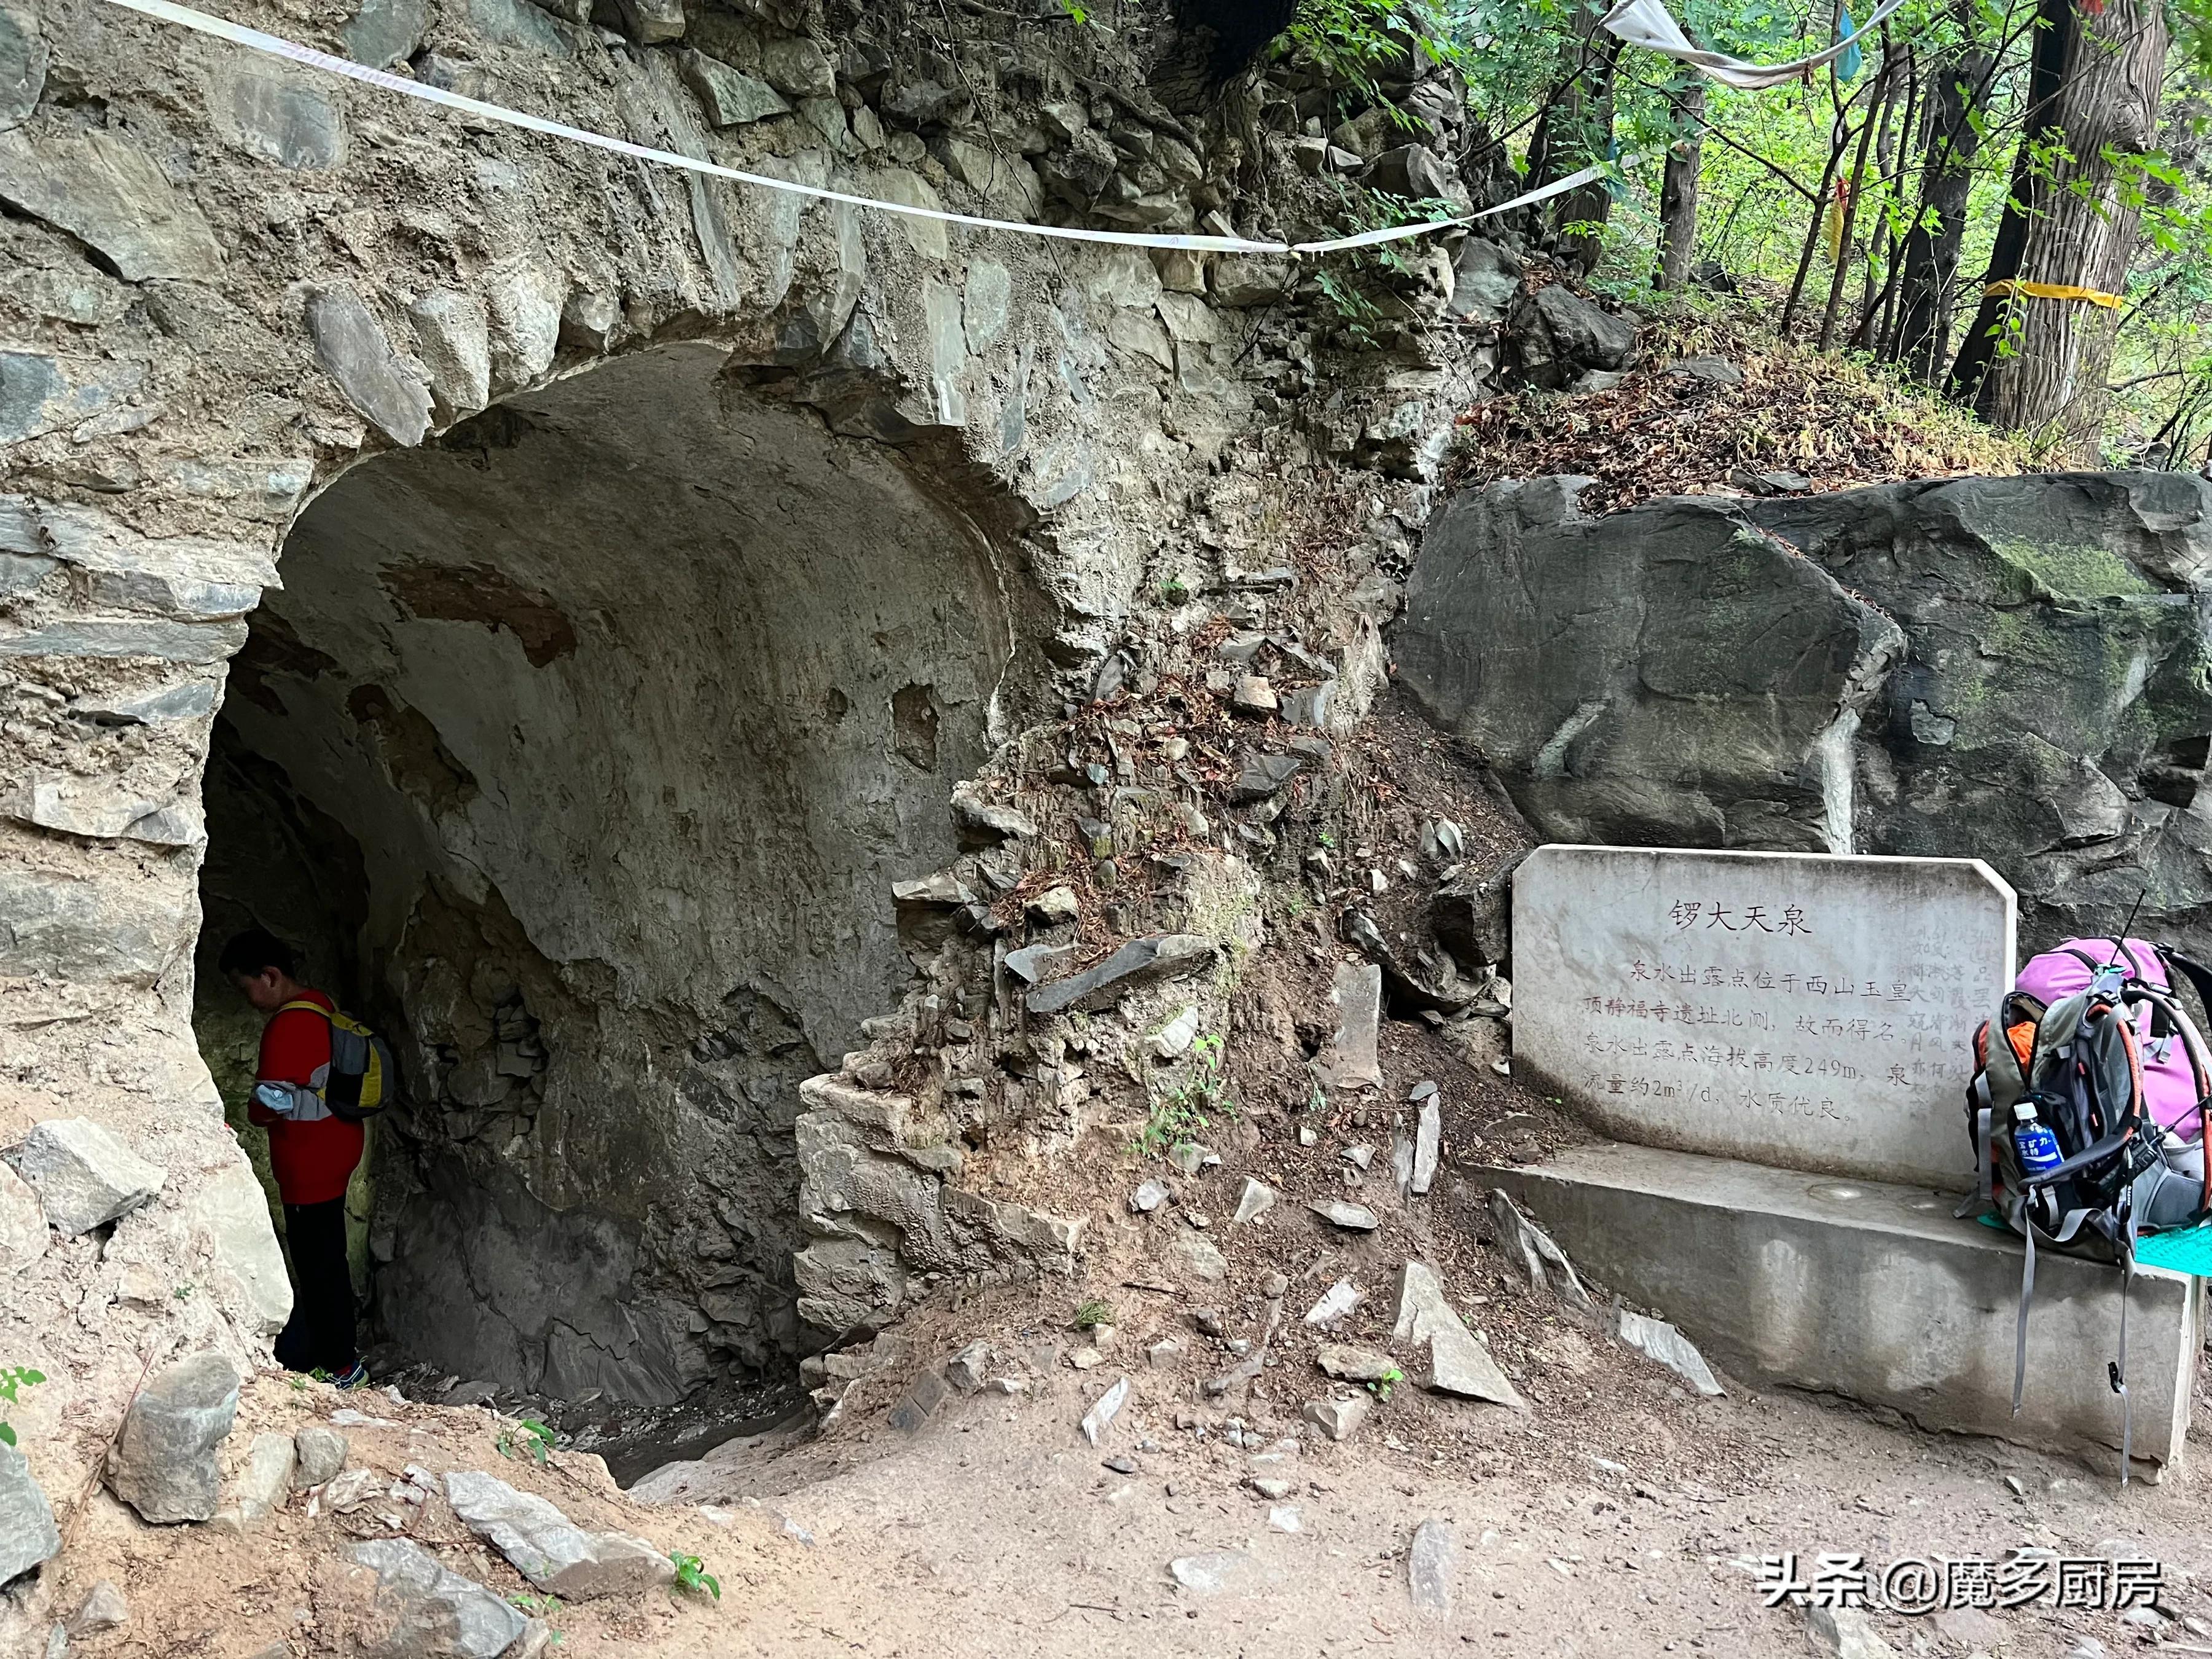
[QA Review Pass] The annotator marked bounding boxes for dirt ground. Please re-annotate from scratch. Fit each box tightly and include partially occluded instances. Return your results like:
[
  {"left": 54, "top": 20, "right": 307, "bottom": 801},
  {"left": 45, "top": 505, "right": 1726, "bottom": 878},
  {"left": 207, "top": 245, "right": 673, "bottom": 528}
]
[
  {"left": 37, "top": 702, "right": 2212, "bottom": 1658},
  {"left": 41, "top": 987, "right": 2212, "bottom": 1658}
]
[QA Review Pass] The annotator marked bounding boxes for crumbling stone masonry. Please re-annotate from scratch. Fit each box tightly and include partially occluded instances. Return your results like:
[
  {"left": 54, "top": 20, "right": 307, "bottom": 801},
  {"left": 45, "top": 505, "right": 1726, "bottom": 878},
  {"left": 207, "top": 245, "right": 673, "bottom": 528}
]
[{"left": 0, "top": 0, "right": 1476, "bottom": 1510}]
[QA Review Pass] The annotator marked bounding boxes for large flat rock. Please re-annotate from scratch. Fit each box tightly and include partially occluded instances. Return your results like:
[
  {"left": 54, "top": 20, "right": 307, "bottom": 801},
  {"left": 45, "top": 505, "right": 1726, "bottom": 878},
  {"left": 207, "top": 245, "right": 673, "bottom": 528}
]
[
  {"left": 1512, "top": 845, "right": 2013, "bottom": 1191},
  {"left": 1487, "top": 1141, "right": 2200, "bottom": 1477}
]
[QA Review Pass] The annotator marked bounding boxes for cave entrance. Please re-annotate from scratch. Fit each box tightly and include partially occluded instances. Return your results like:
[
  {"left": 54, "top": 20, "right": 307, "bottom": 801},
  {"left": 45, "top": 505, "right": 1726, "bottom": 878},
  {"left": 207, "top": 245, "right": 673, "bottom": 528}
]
[{"left": 192, "top": 342, "right": 1015, "bottom": 1453}]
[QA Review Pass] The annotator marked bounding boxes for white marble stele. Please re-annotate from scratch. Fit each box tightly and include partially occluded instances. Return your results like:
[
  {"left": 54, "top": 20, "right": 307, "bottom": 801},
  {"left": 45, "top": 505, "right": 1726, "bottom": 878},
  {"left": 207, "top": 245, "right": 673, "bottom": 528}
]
[{"left": 1512, "top": 845, "right": 2017, "bottom": 1191}]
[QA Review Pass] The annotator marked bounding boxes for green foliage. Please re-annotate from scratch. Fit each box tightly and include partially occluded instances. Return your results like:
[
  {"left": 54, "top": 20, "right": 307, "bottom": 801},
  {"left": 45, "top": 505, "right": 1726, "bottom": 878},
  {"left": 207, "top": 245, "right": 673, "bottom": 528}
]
[
  {"left": 1365, "top": 1363, "right": 1407, "bottom": 1403},
  {"left": 1132, "top": 1033, "right": 1236, "bottom": 1157},
  {"left": 1288, "top": 0, "right": 1464, "bottom": 114},
  {"left": 1073, "top": 1297, "right": 1115, "bottom": 1329},
  {"left": 509, "top": 1592, "right": 564, "bottom": 1618},
  {"left": 670, "top": 1553, "right": 721, "bottom": 1601},
  {"left": 498, "top": 1417, "right": 557, "bottom": 1464},
  {"left": 0, "top": 1367, "right": 44, "bottom": 1448}
]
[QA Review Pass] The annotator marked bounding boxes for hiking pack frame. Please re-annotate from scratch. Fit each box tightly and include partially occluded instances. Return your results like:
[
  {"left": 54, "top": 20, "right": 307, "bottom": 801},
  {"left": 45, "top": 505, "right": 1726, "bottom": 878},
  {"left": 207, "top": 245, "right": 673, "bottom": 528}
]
[{"left": 1963, "top": 939, "right": 2212, "bottom": 1482}]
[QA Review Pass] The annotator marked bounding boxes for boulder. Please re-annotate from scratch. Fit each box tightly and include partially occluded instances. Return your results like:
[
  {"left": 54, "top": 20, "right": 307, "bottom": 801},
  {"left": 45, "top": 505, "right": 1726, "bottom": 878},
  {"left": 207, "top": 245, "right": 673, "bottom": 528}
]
[
  {"left": 1316, "top": 962, "right": 1382, "bottom": 1089},
  {"left": 4, "top": 1118, "right": 163, "bottom": 1237},
  {"left": 1447, "top": 237, "right": 1521, "bottom": 322},
  {"left": 219, "top": 1432, "right": 297, "bottom": 1531},
  {"left": 1365, "top": 143, "right": 1454, "bottom": 203},
  {"left": 0, "top": 1439, "right": 58, "bottom": 1583},
  {"left": 1504, "top": 283, "right": 1636, "bottom": 388},
  {"left": 1398, "top": 477, "right": 1903, "bottom": 853},
  {"left": 678, "top": 49, "right": 788, "bottom": 127},
  {"left": 1403, "top": 470, "right": 2212, "bottom": 950},
  {"left": 305, "top": 288, "right": 431, "bottom": 447},
  {"left": 1429, "top": 850, "right": 1524, "bottom": 972},
  {"left": 442, "top": 1470, "right": 673, "bottom": 1599},
  {"left": 109, "top": 1351, "right": 240, "bottom": 1523},
  {"left": 1166, "top": 1231, "right": 1228, "bottom": 1282},
  {"left": 1212, "top": 256, "right": 1292, "bottom": 308},
  {"left": 294, "top": 1425, "right": 349, "bottom": 1488},
  {"left": 337, "top": 1539, "right": 528, "bottom": 1658},
  {"left": 1316, "top": 1344, "right": 1397, "bottom": 1382}
]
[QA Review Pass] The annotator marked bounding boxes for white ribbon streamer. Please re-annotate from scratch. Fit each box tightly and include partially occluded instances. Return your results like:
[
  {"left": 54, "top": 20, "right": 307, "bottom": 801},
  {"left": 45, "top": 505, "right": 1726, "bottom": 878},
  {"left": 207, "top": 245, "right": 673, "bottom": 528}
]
[
  {"left": 1599, "top": 0, "right": 1906, "bottom": 90},
  {"left": 103, "top": 0, "right": 1624, "bottom": 261}
]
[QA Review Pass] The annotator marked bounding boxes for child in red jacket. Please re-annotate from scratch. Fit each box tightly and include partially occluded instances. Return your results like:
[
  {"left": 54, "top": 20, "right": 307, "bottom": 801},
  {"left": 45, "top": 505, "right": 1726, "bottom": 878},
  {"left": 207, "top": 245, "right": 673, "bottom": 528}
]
[{"left": 221, "top": 928, "right": 367, "bottom": 1387}]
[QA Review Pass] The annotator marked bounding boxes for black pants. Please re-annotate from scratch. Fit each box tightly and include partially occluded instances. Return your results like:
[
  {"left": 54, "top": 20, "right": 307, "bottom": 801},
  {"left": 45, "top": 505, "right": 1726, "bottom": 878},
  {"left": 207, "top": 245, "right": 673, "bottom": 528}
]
[{"left": 275, "top": 1197, "right": 357, "bottom": 1375}]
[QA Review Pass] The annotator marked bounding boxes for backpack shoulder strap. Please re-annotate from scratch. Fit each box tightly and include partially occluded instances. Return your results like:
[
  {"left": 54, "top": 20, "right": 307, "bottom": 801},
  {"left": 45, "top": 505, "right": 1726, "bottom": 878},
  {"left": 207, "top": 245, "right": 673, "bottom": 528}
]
[{"left": 276, "top": 998, "right": 332, "bottom": 1019}]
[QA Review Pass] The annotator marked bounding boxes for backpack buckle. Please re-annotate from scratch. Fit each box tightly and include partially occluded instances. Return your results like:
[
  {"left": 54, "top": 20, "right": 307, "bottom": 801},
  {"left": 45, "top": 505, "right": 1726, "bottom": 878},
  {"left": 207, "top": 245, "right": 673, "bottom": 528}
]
[{"left": 2109, "top": 1359, "right": 2125, "bottom": 1395}]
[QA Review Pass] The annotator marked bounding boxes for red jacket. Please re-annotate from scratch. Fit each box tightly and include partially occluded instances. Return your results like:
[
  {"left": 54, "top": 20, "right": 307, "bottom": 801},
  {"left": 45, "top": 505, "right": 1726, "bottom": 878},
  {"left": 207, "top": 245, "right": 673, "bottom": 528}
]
[{"left": 246, "top": 989, "right": 365, "bottom": 1206}]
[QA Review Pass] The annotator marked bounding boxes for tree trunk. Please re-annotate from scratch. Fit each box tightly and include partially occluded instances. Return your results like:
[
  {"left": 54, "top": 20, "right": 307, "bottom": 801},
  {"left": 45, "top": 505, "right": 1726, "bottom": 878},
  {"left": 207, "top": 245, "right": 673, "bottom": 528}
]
[
  {"left": 1892, "top": 15, "right": 1990, "bottom": 380},
  {"left": 1947, "top": 0, "right": 2075, "bottom": 406},
  {"left": 1972, "top": 0, "right": 2168, "bottom": 452},
  {"left": 1655, "top": 80, "right": 1708, "bottom": 290},
  {"left": 1818, "top": 62, "right": 1886, "bottom": 351}
]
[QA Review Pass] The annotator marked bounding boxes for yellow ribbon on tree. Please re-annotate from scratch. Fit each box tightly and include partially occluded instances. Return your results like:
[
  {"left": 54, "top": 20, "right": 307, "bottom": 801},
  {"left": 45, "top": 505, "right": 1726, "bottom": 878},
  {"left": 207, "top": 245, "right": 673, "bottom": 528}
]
[{"left": 1983, "top": 279, "right": 2125, "bottom": 310}]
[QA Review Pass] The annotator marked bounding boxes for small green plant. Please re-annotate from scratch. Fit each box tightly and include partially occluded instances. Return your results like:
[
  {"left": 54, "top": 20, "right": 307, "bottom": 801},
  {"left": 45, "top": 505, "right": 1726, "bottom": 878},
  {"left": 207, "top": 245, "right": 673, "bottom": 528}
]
[
  {"left": 1159, "top": 574, "right": 1192, "bottom": 603},
  {"left": 289, "top": 1375, "right": 308, "bottom": 1392},
  {"left": 1316, "top": 829, "right": 1337, "bottom": 849},
  {"left": 309, "top": 1367, "right": 334, "bottom": 1383},
  {"left": 509, "top": 1592, "right": 563, "bottom": 1618},
  {"left": 498, "top": 1417, "right": 556, "bottom": 1464},
  {"left": 670, "top": 1553, "right": 721, "bottom": 1601},
  {"left": 1072, "top": 1298, "right": 1114, "bottom": 1330},
  {"left": 1365, "top": 1363, "right": 1406, "bottom": 1404},
  {"left": 173, "top": 1282, "right": 194, "bottom": 1300},
  {"left": 0, "top": 1367, "right": 44, "bottom": 1448},
  {"left": 1132, "top": 1033, "right": 1237, "bottom": 1157}
]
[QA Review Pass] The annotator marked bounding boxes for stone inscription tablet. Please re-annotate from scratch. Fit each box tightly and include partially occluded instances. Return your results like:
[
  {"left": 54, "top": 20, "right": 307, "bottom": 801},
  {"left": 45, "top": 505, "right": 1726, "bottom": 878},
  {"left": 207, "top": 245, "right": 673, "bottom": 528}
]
[{"left": 1512, "top": 846, "right": 2015, "bottom": 1191}]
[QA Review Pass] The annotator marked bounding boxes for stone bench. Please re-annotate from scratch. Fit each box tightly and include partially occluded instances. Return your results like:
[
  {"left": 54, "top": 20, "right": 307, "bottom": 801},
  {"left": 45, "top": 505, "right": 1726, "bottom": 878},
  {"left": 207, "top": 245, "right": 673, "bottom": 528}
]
[{"left": 1488, "top": 1142, "right": 2202, "bottom": 1477}]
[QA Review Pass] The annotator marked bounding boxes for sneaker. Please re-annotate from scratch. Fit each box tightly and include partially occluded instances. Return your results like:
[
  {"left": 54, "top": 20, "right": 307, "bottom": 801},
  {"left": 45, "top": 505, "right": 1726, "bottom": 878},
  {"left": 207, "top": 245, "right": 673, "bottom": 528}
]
[{"left": 334, "top": 1360, "right": 370, "bottom": 1390}]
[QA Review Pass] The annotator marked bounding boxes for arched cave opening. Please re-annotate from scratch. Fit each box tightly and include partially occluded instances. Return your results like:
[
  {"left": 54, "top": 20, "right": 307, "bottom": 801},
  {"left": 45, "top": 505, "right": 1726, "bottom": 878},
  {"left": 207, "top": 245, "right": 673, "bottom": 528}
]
[{"left": 192, "top": 341, "right": 1018, "bottom": 1469}]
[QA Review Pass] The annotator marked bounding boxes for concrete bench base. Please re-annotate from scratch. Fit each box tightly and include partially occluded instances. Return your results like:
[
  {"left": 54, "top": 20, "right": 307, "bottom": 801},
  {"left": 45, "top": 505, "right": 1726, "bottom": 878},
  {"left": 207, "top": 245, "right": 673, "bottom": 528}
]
[{"left": 1486, "top": 1142, "right": 2202, "bottom": 1479}]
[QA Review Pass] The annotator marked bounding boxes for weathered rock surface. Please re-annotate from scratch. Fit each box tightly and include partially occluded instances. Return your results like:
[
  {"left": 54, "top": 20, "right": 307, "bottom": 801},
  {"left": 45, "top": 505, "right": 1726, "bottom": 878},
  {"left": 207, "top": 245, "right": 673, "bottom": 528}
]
[
  {"left": 4, "top": 1118, "right": 163, "bottom": 1238},
  {"left": 66, "top": 1580, "right": 129, "bottom": 1636},
  {"left": 1615, "top": 1308, "right": 1724, "bottom": 1396},
  {"left": 1027, "top": 933, "right": 1216, "bottom": 1014},
  {"left": 0, "top": 128, "right": 224, "bottom": 280},
  {"left": 294, "top": 1426, "right": 349, "bottom": 1489},
  {"left": 0, "top": 1159, "right": 45, "bottom": 1273},
  {"left": 1505, "top": 284, "right": 1635, "bottom": 387},
  {"left": 1393, "top": 1261, "right": 1523, "bottom": 1408},
  {"left": 109, "top": 1351, "right": 240, "bottom": 1523},
  {"left": 1405, "top": 471, "right": 2212, "bottom": 949},
  {"left": 1302, "top": 1393, "right": 1373, "bottom": 1441},
  {"left": 444, "top": 1470, "right": 674, "bottom": 1598},
  {"left": 0, "top": 1439, "right": 60, "bottom": 1582},
  {"left": 1316, "top": 1343, "right": 1396, "bottom": 1382},
  {"left": 221, "top": 1430, "right": 298, "bottom": 1529},
  {"left": 1406, "top": 1517, "right": 1456, "bottom": 1615},
  {"left": 1400, "top": 477, "right": 1903, "bottom": 853},
  {"left": 336, "top": 1539, "right": 528, "bottom": 1658}
]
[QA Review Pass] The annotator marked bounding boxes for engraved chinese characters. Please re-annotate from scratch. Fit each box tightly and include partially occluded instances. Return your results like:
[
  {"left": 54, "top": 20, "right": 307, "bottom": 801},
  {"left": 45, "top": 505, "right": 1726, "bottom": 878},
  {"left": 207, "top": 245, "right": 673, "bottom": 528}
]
[{"left": 1512, "top": 847, "right": 2017, "bottom": 1190}]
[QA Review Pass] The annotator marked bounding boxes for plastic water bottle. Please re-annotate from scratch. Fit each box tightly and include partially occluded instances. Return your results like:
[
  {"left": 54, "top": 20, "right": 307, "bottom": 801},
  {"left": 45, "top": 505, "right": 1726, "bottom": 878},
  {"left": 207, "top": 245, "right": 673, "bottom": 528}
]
[{"left": 2014, "top": 1103, "right": 2065, "bottom": 1180}]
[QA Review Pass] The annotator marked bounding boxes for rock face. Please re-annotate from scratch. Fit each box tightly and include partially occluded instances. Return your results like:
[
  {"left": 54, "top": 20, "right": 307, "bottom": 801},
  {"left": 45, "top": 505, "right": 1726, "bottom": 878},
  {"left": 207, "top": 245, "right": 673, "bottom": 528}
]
[
  {"left": 335, "top": 1539, "right": 528, "bottom": 1658},
  {"left": 108, "top": 1351, "right": 240, "bottom": 1523},
  {"left": 1505, "top": 285, "right": 1636, "bottom": 387},
  {"left": 4, "top": 1118, "right": 164, "bottom": 1237},
  {"left": 0, "top": 1439, "right": 60, "bottom": 1582},
  {"left": 0, "top": 1160, "right": 45, "bottom": 1273},
  {"left": 443, "top": 1470, "right": 674, "bottom": 1599},
  {"left": 1400, "top": 477, "right": 1902, "bottom": 855},
  {"left": 1403, "top": 471, "right": 2212, "bottom": 950}
]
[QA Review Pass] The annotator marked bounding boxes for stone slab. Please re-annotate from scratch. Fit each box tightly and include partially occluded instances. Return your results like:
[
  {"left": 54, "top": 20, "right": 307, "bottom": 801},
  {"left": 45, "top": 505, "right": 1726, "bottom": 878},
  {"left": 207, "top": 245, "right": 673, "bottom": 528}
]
[
  {"left": 1512, "top": 845, "right": 2014, "bottom": 1190},
  {"left": 1487, "top": 1142, "right": 2200, "bottom": 1476}
]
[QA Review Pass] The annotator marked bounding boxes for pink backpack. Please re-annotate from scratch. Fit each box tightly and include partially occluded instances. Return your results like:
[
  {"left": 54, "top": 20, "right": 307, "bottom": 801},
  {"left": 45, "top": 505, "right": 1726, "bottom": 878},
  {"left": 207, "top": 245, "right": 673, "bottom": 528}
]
[{"left": 2014, "top": 939, "right": 2202, "bottom": 1131}]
